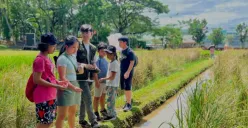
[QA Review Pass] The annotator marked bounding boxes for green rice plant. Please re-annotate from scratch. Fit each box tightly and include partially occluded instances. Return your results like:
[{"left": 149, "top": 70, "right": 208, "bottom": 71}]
[
  {"left": 170, "top": 50, "right": 248, "bottom": 128},
  {"left": 0, "top": 48, "right": 206, "bottom": 127}
]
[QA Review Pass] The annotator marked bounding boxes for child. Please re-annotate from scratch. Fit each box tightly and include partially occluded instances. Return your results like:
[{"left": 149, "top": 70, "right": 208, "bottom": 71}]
[
  {"left": 93, "top": 42, "right": 108, "bottom": 121},
  {"left": 99, "top": 45, "right": 120, "bottom": 121},
  {"left": 118, "top": 37, "right": 135, "bottom": 112},
  {"left": 55, "top": 36, "right": 83, "bottom": 128},
  {"left": 32, "top": 33, "right": 68, "bottom": 128}
]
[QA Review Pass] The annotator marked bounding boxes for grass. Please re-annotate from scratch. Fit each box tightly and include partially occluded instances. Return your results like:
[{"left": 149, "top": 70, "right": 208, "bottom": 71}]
[
  {"left": 0, "top": 48, "right": 213, "bottom": 127},
  {"left": 0, "top": 45, "right": 8, "bottom": 50},
  {"left": 169, "top": 50, "right": 248, "bottom": 128},
  {"left": 100, "top": 58, "right": 213, "bottom": 128}
]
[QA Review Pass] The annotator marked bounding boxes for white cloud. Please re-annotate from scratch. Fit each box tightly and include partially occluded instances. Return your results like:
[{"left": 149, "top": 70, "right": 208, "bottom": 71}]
[
  {"left": 215, "top": 1, "right": 248, "bottom": 9},
  {"left": 160, "top": 0, "right": 202, "bottom": 13},
  {"left": 144, "top": 0, "right": 248, "bottom": 28},
  {"left": 159, "top": 11, "right": 240, "bottom": 26}
]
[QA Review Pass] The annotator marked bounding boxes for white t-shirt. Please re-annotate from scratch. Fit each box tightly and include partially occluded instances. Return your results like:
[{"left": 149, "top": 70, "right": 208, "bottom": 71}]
[
  {"left": 84, "top": 43, "right": 90, "bottom": 64},
  {"left": 83, "top": 43, "right": 97, "bottom": 64},
  {"left": 107, "top": 60, "right": 120, "bottom": 87}
]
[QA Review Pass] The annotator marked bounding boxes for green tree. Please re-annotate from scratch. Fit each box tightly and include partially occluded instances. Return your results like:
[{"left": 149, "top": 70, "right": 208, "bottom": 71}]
[
  {"left": 208, "top": 28, "right": 225, "bottom": 46},
  {"left": 185, "top": 18, "right": 208, "bottom": 45},
  {"left": 0, "top": 0, "right": 12, "bottom": 41},
  {"left": 152, "top": 25, "right": 183, "bottom": 48},
  {"left": 225, "top": 35, "right": 234, "bottom": 45},
  {"left": 76, "top": 0, "right": 111, "bottom": 43},
  {"left": 0, "top": 0, "right": 168, "bottom": 45},
  {"left": 236, "top": 23, "right": 248, "bottom": 48},
  {"left": 104, "top": 0, "right": 169, "bottom": 34}
]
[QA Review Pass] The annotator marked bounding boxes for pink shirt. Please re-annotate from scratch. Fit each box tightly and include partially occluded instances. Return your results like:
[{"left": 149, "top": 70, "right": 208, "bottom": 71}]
[{"left": 33, "top": 53, "right": 57, "bottom": 104}]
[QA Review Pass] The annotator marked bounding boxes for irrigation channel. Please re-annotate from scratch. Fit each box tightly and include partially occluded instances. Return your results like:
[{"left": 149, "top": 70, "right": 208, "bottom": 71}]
[{"left": 134, "top": 69, "right": 213, "bottom": 128}]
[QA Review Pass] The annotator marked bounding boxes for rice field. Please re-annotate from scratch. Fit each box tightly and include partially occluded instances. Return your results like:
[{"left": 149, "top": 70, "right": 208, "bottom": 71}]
[
  {"left": 170, "top": 50, "right": 248, "bottom": 128},
  {"left": 0, "top": 48, "right": 208, "bottom": 127}
]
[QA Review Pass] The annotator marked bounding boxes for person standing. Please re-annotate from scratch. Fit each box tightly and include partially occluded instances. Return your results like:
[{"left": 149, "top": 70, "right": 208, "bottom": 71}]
[
  {"left": 32, "top": 33, "right": 68, "bottom": 128},
  {"left": 55, "top": 36, "right": 83, "bottom": 128},
  {"left": 76, "top": 24, "right": 100, "bottom": 128},
  {"left": 118, "top": 37, "right": 135, "bottom": 112},
  {"left": 93, "top": 43, "right": 108, "bottom": 121},
  {"left": 99, "top": 45, "right": 120, "bottom": 121}
]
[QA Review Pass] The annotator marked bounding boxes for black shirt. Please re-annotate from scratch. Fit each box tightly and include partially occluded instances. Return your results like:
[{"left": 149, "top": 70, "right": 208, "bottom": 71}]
[{"left": 120, "top": 48, "right": 135, "bottom": 73}]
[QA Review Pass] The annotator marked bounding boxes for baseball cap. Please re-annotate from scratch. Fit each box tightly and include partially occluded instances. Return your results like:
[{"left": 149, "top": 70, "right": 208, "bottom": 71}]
[
  {"left": 104, "top": 45, "right": 116, "bottom": 54},
  {"left": 40, "top": 33, "right": 57, "bottom": 45}
]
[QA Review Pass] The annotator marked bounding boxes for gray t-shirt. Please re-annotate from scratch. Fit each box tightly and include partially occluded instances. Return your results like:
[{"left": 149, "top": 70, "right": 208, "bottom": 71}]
[
  {"left": 107, "top": 60, "right": 120, "bottom": 87},
  {"left": 57, "top": 54, "right": 78, "bottom": 81}
]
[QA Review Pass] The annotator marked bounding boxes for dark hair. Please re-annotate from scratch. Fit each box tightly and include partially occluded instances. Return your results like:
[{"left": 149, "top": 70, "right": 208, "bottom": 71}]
[
  {"left": 38, "top": 43, "right": 49, "bottom": 52},
  {"left": 80, "top": 24, "right": 93, "bottom": 33},
  {"left": 65, "top": 35, "right": 79, "bottom": 47},
  {"left": 118, "top": 36, "right": 129, "bottom": 46},
  {"left": 58, "top": 35, "right": 79, "bottom": 56},
  {"left": 53, "top": 35, "right": 78, "bottom": 65},
  {"left": 115, "top": 53, "right": 118, "bottom": 60},
  {"left": 97, "top": 42, "right": 107, "bottom": 51}
]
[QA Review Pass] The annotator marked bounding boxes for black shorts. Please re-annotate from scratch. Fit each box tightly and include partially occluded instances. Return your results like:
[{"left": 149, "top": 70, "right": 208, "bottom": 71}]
[
  {"left": 35, "top": 99, "right": 57, "bottom": 124},
  {"left": 120, "top": 71, "right": 133, "bottom": 91}
]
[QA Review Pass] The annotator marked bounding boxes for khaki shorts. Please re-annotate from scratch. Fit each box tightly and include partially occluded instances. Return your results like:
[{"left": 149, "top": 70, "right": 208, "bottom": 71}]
[{"left": 94, "top": 83, "right": 107, "bottom": 97}]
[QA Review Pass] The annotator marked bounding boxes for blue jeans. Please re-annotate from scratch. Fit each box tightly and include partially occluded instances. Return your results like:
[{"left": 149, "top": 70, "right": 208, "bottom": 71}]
[{"left": 79, "top": 81, "right": 96, "bottom": 123}]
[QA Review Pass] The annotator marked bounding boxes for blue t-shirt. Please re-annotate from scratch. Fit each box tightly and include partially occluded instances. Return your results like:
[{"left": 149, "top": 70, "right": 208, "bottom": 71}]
[
  {"left": 57, "top": 53, "right": 78, "bottom": 81},
  {"left": 96, "top": 56, "right": 108, "bottom": 83},
  {"left": 120, "top": 48, "right": 135, "bottom": 73}
]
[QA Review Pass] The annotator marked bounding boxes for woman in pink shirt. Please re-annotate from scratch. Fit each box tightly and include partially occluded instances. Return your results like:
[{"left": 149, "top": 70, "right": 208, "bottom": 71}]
[{"left": 33, "top": 33, "right": 68, "bottom": 128}]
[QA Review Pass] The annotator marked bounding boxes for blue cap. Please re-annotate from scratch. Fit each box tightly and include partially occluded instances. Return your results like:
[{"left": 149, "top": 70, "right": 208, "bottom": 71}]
[{"left": 40, "top": 33, "right": 57, "bottom": 45}]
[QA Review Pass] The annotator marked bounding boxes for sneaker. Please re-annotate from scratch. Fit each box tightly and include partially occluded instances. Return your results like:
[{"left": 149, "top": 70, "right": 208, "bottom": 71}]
[
  {"left": 103, "top": 116, "right": 116, "bottom": 121},
  {"left": 79, "top": 120, "right": 91, "bottom": 128},
  {"left": 94, "top": 112, "right": 101, "bottom": 121},
  {"left": 122, "top": 103, "right": 127, "bottom": 109},
  {"left": 100, "top": 109, "right": 108, "bottom": 118},
  {"left": 123, "top": 103, "right": 132, "bottom": 112},
  {"left": 91, "top": 121, "right": 100, "bottom": 128}
]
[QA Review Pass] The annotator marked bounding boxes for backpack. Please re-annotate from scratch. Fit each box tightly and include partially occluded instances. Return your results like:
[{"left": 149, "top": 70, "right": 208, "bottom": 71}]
[
  {"left": 129, "top": 49, "right": 138, "bottom": 67},
  {"left": 25, "top": 74, "right": 36, "bottom": 102},
  {"left": 134, "top": 54, "right": 138, "bottom": 67},
  {"left": 25, "top": 55, "right": 47, "bottom": 102}
]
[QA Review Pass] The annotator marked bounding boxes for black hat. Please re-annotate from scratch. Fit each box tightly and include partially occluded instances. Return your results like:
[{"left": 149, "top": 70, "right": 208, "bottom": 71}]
[
  {"left": 104, "top": 45, "right": 116, "bottom": 54},
  {"left": 40, "top": 33, "right": 57, "bottom": 45},
  {"left": 80, "top": 24, "right": 93, "bottom": 32},
  {"left": 118, "top": 36, "right": 129, "bottom": 43}
]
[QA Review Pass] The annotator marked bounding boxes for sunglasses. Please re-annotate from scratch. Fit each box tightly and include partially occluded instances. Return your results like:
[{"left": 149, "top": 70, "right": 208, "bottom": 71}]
[{"left": 81, "top": 29, "right": 93, "bottom": 33}]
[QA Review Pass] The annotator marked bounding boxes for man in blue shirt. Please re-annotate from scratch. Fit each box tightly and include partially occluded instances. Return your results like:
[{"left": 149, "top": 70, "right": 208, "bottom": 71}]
[{"left": 118, "top": 36, "right": 135, "bottom": 112}]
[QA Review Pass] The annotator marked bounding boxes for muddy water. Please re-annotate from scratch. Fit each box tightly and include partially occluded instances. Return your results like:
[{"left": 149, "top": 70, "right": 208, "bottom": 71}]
[{"left": 134, "top": 69, "right": 213, "bottom": 128}]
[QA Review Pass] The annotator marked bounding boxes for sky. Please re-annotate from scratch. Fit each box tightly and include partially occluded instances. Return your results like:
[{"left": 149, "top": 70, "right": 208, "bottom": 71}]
[{"left": 144, "top": 0, "right": 248, "bottom": 31}]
